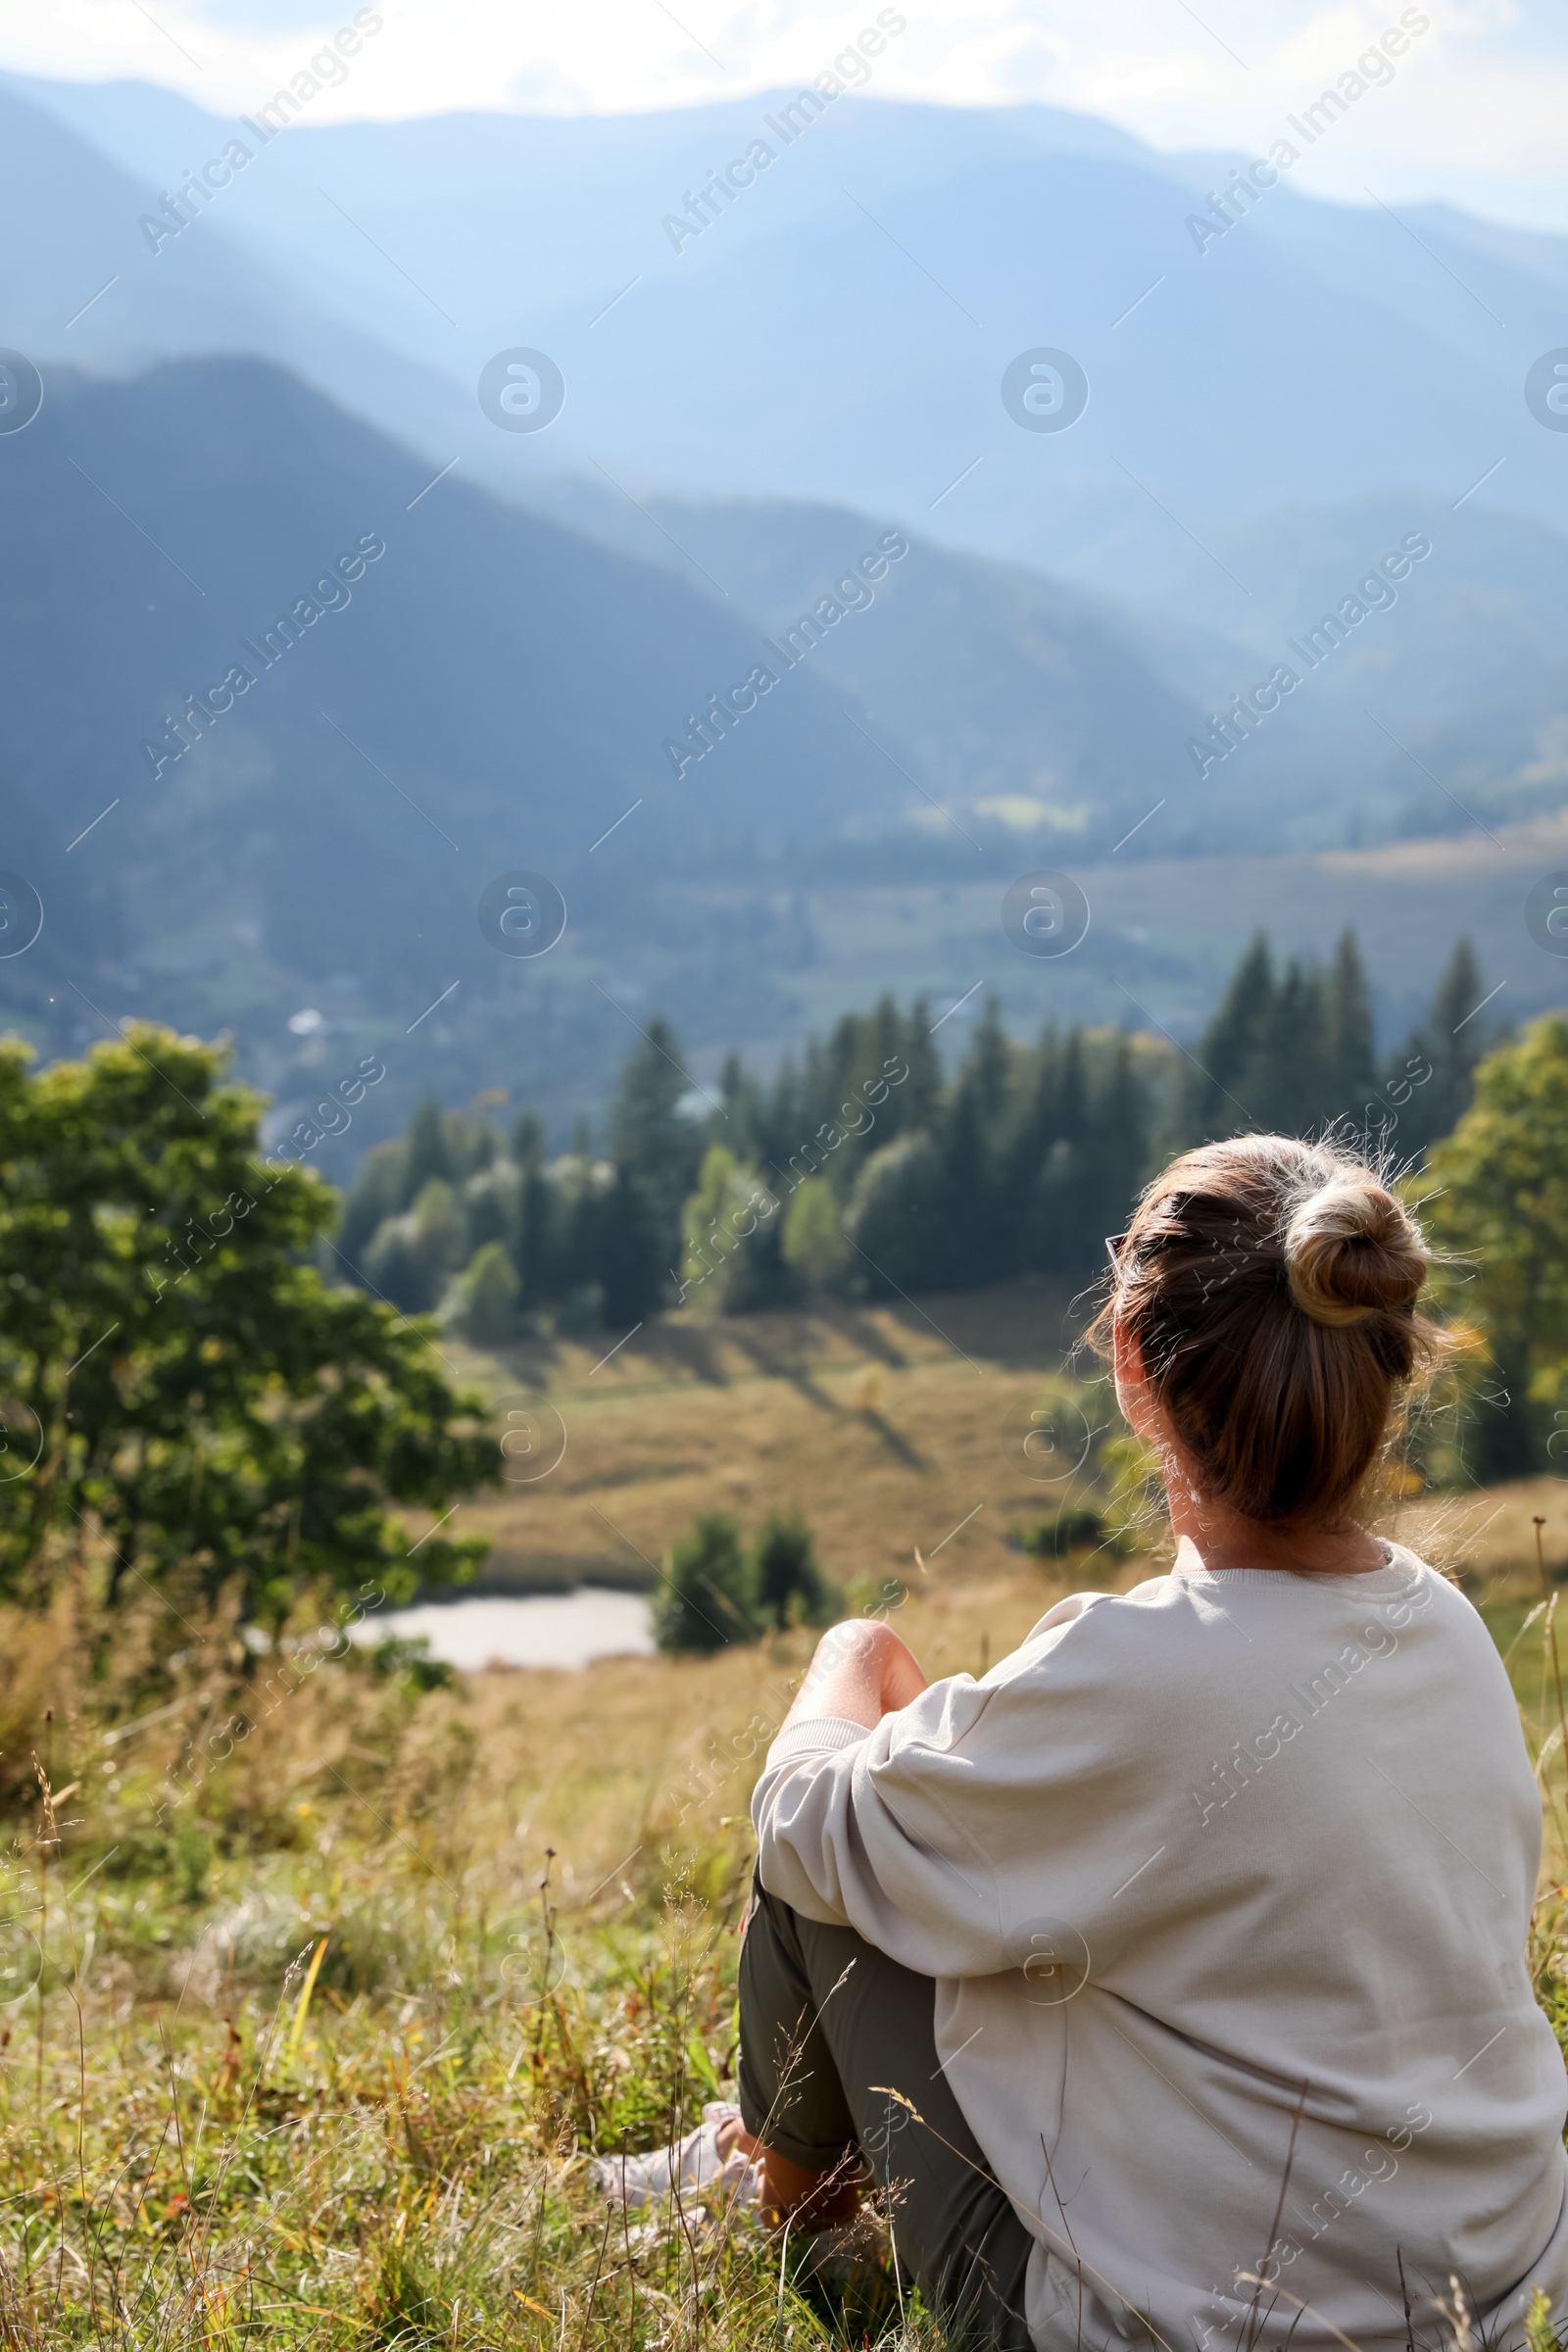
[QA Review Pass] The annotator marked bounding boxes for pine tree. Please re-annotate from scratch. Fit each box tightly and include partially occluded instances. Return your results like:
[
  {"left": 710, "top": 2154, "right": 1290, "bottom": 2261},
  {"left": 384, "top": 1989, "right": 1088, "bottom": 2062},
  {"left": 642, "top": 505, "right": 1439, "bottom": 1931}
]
[
  {"left": 403, "top": 1095, "right": 450, "bottom": 1201},
  {"left": 1248, "top": 956, "right": 1325, "bottom": 1134},
  {"left": 866, "top": 995, "right": 908, "bottom": 1142},
  {"left": 589, "top": 1168, "right": 664, "bottom": 1326},
  {"left": 964, "top": 996, "right": 1012, "bottom": 1137},
  {"left": 1187, "top": 934, "right": 1273, "bottom": 1141},
  {"left": 1386, "top": 939, "right": 1494, "bottom": 1162},
  {"left": 1322, "top": 931, "right": 1376, "bottom": 1129},
  {"left": 1086, "top": 1031, "right": 1149, "bottom": 1239},
  {"left": 718, "top": 1050, "right": 767, "bottom": 1164},
  {"left": 515, "top": 1160, "right": 562, "bottom": 1307},
  {"left": 511, "top": 1107, "right": 546, "bottom": 1169},
  {"left": 1005, "top": 1025, "right": 1061, "bottom": 1200},
  {"left": 936, "top": 1076, "right": 994, "bottom": 1288},
  {"left": 1057, "top": 1029, "right": 1087, "bottom": 1148},
  {"left": 1000, "top": 1025, "right": 1058, "bottom": 1269},
  {"left": 609, "top": 1020, "right": 704, "bottom": 1262},
  {"left": 1024, "top": 1027, "right": 1093, "bottom": 1274},
  {"left": 901, "top": 1002, "right": 944, "bottom": 1133}
]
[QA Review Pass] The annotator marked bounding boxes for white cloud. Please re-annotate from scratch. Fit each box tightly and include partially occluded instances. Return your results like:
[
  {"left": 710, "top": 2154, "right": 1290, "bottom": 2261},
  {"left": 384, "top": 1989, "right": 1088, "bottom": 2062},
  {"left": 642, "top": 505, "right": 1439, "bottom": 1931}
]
[{"left": 7, "top": 0, "right": 1568, "bottom": 229}]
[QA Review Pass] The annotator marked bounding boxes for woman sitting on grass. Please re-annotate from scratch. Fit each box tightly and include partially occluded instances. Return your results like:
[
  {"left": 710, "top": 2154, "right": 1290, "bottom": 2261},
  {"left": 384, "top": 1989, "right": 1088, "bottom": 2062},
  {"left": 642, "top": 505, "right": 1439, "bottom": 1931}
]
[{"left": 605, "top": 1137, "right": 1568, "bottom": 2349}]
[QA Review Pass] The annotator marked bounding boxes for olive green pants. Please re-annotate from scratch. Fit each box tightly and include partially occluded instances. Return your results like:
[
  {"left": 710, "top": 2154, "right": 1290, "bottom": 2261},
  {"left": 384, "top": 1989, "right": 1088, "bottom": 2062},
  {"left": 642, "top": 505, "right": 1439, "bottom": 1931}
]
[{"left": 738, "top": 1871, "right": 1036, "bottom": 2349}]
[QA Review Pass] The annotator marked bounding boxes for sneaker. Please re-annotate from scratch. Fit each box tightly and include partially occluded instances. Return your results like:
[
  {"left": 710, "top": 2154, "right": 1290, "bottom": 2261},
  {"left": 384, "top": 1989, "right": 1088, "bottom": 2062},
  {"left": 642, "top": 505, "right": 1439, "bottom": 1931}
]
[{"left": 591, "top": 2102, "right": 760, "bottom": 2216}]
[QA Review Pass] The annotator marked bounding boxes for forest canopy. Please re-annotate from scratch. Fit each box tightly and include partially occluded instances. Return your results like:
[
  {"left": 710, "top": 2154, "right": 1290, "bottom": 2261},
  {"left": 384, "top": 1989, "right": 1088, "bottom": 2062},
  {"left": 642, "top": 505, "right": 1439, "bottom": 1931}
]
[{"left": 337, "top": 930, "right": 1495, "bottom": 1338}]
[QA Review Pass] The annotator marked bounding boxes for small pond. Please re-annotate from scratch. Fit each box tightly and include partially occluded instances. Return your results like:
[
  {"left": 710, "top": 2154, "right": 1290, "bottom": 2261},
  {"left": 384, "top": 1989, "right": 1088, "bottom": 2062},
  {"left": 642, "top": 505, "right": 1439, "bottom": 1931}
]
[{"left": 356, "top": 1589, "right": 656, "bottom": 1673}]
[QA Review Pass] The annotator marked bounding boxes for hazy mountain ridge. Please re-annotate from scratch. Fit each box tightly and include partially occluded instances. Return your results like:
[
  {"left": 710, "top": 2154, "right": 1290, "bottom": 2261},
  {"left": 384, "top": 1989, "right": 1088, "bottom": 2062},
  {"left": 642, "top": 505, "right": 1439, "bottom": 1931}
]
[
  {"left": 2, "top": 72, "right": 1565, "bottom": 1139},
  {"left": 10, "top": 68, "right": 1568, "bottom": 598},
  {"left": 0, "top": 358, "right": 929, "bottom": 1128}
]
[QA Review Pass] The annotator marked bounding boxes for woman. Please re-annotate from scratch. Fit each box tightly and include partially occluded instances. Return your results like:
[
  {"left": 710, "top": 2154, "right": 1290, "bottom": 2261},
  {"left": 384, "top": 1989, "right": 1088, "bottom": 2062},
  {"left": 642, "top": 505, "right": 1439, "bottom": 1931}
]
[{"left": 724, "top": 1137, "right": 1568, "bottom": 2348}]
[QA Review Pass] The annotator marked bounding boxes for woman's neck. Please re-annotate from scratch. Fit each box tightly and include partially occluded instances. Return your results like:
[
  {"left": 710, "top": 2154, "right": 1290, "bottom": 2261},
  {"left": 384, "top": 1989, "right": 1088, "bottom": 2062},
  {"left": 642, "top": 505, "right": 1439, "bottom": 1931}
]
[{"left": 1166, "top": 1481, "right": 1387, "bottom": 1577}]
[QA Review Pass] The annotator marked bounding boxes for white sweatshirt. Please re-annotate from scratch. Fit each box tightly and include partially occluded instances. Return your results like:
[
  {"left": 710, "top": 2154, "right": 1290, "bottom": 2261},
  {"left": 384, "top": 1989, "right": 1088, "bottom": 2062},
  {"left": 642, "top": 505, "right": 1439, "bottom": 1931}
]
[{"left": 752, "top": 1543, "right": 1568, "bottom": 2352}]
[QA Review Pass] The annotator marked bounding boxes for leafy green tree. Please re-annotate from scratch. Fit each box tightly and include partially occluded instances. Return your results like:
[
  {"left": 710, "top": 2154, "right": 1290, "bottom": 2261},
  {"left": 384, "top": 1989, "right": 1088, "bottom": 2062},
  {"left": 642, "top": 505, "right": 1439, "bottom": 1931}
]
[
  {"left": 337, "top": 1137, "right": 406, "bottom": 1270},
  {"left": 1424, "top": 1014, "right": 1568, "bottom": 1482},
  {"left": 454, "top": 1241, "right": 519, "bottom": 1345},
  {"left": 753, "top": 1510, "right": 834, "bottom": 1630},
  {"left": 463, "top": 1162, "right": 520, "bottom": 1258},
  {"left": 653, "top": 1512, "right": 758, "bottom": 1652},
  {"left": 781, "top": 1177, "right": 849, "bottom": 1292},
  {"left": 680, "top": 1146, "right": 772, "bottom": 1312},
  {"left": 362, "top": 1177, "right": 463, "bottom": 1314},
  {"left": 0, "top": 1027, "right": 494, "bottom": 1623},
  {"left": 843, "top": 1132, "right": 943, "bottom": 1295}
]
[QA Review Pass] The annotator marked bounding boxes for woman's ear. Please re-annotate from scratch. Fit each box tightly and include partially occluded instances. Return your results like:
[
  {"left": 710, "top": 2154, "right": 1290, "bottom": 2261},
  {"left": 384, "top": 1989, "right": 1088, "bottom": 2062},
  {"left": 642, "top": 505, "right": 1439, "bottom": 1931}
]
[{"left": 1112, "top": 1314, "right": 1161, "bottom": 1444}]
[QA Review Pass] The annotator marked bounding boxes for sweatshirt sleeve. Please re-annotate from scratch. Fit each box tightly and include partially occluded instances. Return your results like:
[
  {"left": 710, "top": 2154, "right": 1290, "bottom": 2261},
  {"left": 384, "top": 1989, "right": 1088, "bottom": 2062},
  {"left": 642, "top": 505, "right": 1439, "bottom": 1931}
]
[
  {"left": 752, "top": 1592, "right": 1162, "bottom": 1981},
  {"left": 751, "top": 1670, "right": 1015, "bottom": 1978}
]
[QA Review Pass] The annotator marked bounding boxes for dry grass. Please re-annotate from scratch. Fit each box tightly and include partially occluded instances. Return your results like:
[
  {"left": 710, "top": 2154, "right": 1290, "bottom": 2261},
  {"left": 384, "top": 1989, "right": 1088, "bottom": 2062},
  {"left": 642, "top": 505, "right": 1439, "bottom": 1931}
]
[
  {"left": 426, "top": 1282, "right": 1104, "bottom": 1594},
  {"left": 3, "top": 1506, "right": 1565, "bottom": 2350},
  {"left": 0, "top": 1591, "right": 1030, "bottom": 2348},
  {"left": 3, "top": 1269, "right": 1567, "bottom": 2348}
]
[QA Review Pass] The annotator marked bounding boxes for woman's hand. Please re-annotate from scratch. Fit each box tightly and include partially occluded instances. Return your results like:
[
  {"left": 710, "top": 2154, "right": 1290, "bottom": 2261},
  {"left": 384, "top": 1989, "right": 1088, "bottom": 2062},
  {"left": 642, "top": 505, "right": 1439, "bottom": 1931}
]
[{"left": 779, "top": 1618, "right": 929, "bottom": 1736}]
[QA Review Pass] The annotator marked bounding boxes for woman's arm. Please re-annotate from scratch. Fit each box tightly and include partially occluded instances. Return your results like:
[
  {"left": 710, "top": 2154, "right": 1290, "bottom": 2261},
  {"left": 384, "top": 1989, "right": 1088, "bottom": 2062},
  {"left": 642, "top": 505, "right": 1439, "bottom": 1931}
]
[{"left": 779, "top": 1618, "right": 928, "bottom": 1735}]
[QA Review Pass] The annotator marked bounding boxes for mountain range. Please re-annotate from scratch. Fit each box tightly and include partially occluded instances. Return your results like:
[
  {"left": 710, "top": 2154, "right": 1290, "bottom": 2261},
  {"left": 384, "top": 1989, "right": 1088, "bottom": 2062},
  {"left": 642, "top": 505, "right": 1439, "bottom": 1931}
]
[
  {"left": 1, "top": 65, "right": 1565, "bottom": 1139},
  {"left": 10, "top": 64, "right": 1567, "bottom": 600}
]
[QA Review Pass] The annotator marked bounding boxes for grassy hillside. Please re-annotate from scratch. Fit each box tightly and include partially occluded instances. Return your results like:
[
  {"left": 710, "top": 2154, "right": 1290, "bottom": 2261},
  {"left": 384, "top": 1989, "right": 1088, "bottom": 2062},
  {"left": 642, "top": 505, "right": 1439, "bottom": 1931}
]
[
  {"left": 425, "top": 1278, "right": 1568, "bottom": 1599},
  {"left": 431, "top": 1281, "right": 1097, "bottom": 1597},
  {"left": 3, "top": 1268, "right": 1567, "bottom": 2347}
]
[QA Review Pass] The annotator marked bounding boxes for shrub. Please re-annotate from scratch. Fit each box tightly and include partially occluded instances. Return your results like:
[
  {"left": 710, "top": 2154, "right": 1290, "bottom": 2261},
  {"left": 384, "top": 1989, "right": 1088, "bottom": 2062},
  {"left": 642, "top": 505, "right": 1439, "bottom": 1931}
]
[
  {"left": 1016, "top": 1505, "right": 1115, "bottom": 1559},
  {"left": 753, "top": 1509, "right": 835, "bottom": 1630},
  {"left": 361, "top": 1634, "right": 461, "bottom": 1692},
  {"left": 653, "top": 1512, "right": 759, "bottom": 1653}
]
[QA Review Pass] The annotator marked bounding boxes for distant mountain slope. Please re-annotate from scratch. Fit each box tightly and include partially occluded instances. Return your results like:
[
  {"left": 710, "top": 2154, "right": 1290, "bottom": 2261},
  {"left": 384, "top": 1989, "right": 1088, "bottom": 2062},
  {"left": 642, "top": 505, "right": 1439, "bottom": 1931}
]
[
  {"left": 0, "top": 357, "right": 938, "bottom": 1126},
  {"left": 517, "top": 479, "right": 1568, "bottom": 855},
  {"left": 0, "top": 83, "right": 487, "bottom": 483},
  {"left": 1086, "top": 492, "right": 1568, "bottom": 832},
  {"left": 517, "top": 484, "right": 1224, "bottom": 855},
  {"left": 9, "top": 71, "right": 1567, "bottom": 620}
]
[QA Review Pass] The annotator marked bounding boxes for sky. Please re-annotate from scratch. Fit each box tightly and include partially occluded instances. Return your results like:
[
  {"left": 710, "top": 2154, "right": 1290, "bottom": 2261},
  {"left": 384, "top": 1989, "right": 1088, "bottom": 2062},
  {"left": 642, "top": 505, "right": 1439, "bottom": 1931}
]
[{"left": 6, "top": 0, "right": 1568, "bottom": 232}]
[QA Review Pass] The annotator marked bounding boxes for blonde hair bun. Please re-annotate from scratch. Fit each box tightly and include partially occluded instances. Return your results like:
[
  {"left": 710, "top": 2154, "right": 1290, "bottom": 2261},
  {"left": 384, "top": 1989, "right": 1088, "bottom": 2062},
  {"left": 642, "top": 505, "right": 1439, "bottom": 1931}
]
[{"left": 1284, "top": 1172, "right": 1428, "bottom": 1328}]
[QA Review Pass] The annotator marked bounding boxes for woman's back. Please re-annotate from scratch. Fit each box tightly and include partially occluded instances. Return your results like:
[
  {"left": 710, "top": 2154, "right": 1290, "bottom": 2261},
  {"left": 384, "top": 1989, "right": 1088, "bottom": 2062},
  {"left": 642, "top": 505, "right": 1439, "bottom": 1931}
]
[
  {"left": 747, "top": 1134, "right": 1568, "bottom": 2350},
  {"left": 756, "top": 1540, "right": 1568, "bottom": 2348}
]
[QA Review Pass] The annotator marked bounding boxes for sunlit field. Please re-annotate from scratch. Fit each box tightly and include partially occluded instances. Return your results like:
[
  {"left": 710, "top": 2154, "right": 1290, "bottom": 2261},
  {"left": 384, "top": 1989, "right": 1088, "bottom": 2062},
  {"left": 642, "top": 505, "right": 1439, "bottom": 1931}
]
[{"left": 3, "top": 1274, "right": 1566, "bottom": 2350}]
